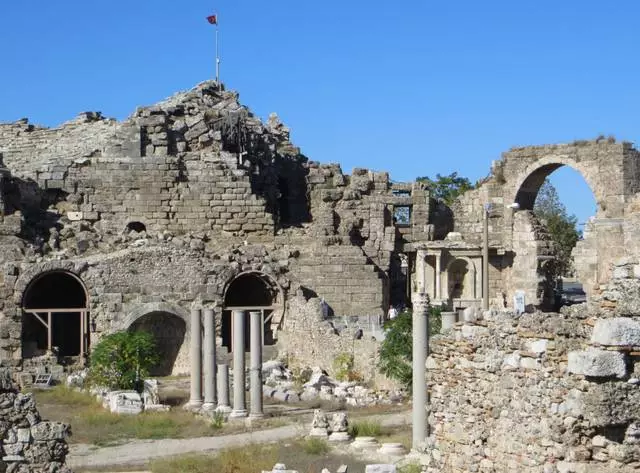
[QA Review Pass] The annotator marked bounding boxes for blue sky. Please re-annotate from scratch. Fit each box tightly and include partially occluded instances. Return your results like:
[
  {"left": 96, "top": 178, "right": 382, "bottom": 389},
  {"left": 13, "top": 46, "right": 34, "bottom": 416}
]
[{"left": 2, "top": 1, "right": 639, "bottom": 226}]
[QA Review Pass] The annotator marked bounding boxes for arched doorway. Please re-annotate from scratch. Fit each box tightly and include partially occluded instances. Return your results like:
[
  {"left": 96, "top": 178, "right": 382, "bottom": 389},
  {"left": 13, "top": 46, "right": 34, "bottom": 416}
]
[
  {"left": 128, "top": 312, "right": 186, "bottom": 376},
  {"left": 222, "top": 272, "right": 281, "bottom": 352},
  {"left": 512, "top": 164, "right": 598, "bottom": 308},
  {"left": 21, "top": 271, "right": 89, "bottom": 358}
]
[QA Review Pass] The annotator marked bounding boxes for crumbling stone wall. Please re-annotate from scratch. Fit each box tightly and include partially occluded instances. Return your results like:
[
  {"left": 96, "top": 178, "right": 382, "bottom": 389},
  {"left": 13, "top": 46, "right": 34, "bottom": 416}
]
[
  {"left": 0, "top": 368, "right": 72, "bottom": 472},
  {"left": 451, "top": 140, "right": 640, "bottom": 309},
  {"left": 425, "top": 286, "right": 640, "bottom": 472}
]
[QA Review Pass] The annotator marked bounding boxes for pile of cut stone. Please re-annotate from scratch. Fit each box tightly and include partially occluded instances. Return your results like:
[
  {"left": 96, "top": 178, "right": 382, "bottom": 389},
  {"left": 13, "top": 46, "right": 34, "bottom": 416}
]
[
  {"left": 262, "top": 362, "right": 402, "bottom": 406},
  {"left": 261, "top": 464, "right": 399, "bottom": 473},
  {"left": 0, "top": 368, "right": 72, "bottom": 472}
]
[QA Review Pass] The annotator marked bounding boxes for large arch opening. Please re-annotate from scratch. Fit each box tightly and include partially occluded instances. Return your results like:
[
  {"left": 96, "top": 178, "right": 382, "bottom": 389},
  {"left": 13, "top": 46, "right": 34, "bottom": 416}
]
[
  {"left": 128, "top": 312, "right": 186, "bottom": 376},
  {"left": 21, "top": 271, "right": 89, "bottom": 358},
  {"left": 512, "top": 164, "right": 598, "bottom": 309},
  {"left": 222, "top": 272, "right": 281, "bottom": 352}
]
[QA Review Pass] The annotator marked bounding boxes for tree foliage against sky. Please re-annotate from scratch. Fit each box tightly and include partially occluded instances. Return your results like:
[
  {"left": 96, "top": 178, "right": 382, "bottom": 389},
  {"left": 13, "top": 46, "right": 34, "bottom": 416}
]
[
  {"left": 417, "top": 172, "right": 474, "bottom": 205},
  {"left": 534, "top": 179, "right": 580, "bottom": 277}
]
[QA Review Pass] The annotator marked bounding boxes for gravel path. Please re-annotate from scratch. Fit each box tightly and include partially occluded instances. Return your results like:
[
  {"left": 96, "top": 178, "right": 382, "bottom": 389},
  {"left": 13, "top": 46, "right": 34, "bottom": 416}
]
[{"left": 67, "top": 411, "right": 411, "bottom": 469}]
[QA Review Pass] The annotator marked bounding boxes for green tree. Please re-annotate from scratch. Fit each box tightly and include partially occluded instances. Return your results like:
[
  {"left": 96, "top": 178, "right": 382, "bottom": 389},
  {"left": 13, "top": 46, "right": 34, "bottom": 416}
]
[
  {"left": 88, "top": 331, "right": 159, "bottom": 391},
  {"left": 378, "top": 307, "right": 441, "bottom": 391},
  {"left": 417, "top": 172, "right": 474, "bottom": 205},
  {"left": 534, "top": 179, "right": 580, "bottom": 277}
]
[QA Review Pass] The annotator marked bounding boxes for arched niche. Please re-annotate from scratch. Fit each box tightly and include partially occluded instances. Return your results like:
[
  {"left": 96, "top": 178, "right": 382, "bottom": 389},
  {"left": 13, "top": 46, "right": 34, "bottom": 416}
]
[
  {"left": 222, "top": 271, "right": 283, "bottom": 352},
  {"left": 21, "top": 271, "right": 89, "bottom": 358},
  {"left": 127, "top": 311, "right": 187, "bottom": 376}
]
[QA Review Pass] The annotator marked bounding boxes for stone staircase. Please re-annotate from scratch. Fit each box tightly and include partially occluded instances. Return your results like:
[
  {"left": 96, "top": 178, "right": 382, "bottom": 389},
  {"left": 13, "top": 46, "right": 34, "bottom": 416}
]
[{"left": 289, "top": 244, "right": 386, "bottom": 317}]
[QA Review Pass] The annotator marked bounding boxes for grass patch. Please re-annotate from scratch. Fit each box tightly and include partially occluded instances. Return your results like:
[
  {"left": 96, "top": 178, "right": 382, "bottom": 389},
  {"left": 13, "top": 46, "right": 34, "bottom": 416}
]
[
  {"left": 150, "top": 444, "right": 277, "bottom": 473},
  {"left": 30, "top": 385, "right": 239, "bottom": 445},
  {"left": 399, "top": 462, "right": 423, "bottom": 473},
  {"left": 149, "top": 440, "right": 366, "bottom": 473},
  {"left": 348, "top": 419, "right": 382, "bottom": 438},
  {"left": 298, "top": 437, "right": 330, "bottom": 455}
]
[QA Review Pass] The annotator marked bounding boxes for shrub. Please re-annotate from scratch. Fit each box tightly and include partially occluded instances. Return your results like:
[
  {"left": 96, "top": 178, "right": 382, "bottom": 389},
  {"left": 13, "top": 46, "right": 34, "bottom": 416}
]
[
  {"left": 378, "top": 306, "right": 441, "bottom": 390},
  {"left": 88, "top": 331, "right": 159, "bottom": 390}
]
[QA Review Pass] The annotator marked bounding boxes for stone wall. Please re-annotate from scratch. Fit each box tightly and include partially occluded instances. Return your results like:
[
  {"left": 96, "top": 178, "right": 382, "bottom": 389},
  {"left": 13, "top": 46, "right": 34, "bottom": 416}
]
[
  {"left": 0, "top": 368, "right": 72, "bottom": 472},
  {"left": 425, "top": 295, "right": 640, "bottom": 472}
]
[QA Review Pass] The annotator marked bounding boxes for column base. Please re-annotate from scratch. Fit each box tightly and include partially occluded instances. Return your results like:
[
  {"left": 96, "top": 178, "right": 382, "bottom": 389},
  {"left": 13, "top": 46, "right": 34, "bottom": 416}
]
[
  {"left": 202, "top": 402, "right": 217, "bottom": 411},
  {"left": 183, "top": 400, "right": 203, "bottom": 411},
  {"left": 229, "top": 409, "right": 248, "bottom": 419},
  {"left": 248, "top": 412, "right": 265, "bottom": 420},
  {"left": 215, "top": 404, "right": 232, "bottom": 414}
]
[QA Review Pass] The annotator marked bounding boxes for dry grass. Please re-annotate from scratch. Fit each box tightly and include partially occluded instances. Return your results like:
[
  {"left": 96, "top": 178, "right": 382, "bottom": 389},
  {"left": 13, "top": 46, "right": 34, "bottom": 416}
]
[
  {"left": 31, "top": 386, "right": 278, "bottom": 445},
  {"left": 148, "top": 440, "right": 366, "bottom": 473}
]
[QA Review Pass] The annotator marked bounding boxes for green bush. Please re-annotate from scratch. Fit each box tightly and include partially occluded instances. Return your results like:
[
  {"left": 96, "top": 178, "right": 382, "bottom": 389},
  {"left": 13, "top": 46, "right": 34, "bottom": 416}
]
[
  {"left": 332, "top": 352, "right": 362, "bottom": 382},
  {"left": 88, "top": 331, "right": 159, "bottom": 390},
  {"left": 378, "top": 306, "right": 442, "bottom": 390}
]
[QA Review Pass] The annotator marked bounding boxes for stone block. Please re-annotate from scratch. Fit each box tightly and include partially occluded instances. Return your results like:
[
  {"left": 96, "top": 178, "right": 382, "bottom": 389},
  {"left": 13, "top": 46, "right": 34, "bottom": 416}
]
[
  {"left": 567, "top": 348, "right": 626, "bottom": 378},
  {"left": 365, "top": 465, "right": 396, "bottom": 473},
  {"left": 591, "top": 317, "right": 640, "bottom": 346},
  {"left": 108, "top": 391, "right": 143, "bottom": 414}
]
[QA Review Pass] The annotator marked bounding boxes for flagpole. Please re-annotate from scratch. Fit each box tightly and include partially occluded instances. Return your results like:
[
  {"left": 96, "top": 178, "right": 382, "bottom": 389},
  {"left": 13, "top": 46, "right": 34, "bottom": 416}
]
[{"left": 215, "top": 19, "right": 220, "bottom": 86}]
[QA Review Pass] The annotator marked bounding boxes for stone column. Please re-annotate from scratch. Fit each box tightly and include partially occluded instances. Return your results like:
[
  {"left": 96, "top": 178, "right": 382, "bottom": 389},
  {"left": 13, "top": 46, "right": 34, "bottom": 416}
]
[
  {"left": 202, "top": 308, "right": 217, "bottom": 410},
  {"left": 249, "top": 310, "right": 264, "bottom": 419},
  {"left": 186, "top": 308, "right": 203, "bottom": 409},
  {"left": 230, "top": 310, "right": 247, "bottom": 418},
  {"left": 216, "top": 364, "right": 232, "bottom": 414},
  {"left": 411, "top": 292, "right": 430, "bottom": 451},
  {"left": 435, "top": 251, "right": 442, "bottom": 300},
  {"left": 415, "top": 249, "right": 427, "bottom": 292}
]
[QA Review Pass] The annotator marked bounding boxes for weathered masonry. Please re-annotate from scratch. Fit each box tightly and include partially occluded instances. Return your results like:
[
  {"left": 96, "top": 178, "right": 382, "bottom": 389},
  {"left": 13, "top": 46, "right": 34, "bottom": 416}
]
[{"left": 0, "top": 80, "right": 639, "bottom": 377}]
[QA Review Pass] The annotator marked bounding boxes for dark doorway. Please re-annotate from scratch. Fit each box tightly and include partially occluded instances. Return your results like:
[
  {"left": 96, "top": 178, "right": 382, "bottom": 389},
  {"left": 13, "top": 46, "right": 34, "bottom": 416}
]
[
  {"left": 222, "top": 272, "right": 278, "bottom": 352},
  {"left": 22, "top": 271, "right": 88, "bottom": 358},
  {"left": 128, "top": 312, "right": 186, "bottom": 376}
]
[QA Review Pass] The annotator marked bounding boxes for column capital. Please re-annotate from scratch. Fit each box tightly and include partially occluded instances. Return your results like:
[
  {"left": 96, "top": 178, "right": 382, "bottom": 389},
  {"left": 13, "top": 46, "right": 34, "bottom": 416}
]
[{"left": 411, "top": 292, "right": 430, "bottom": 309}]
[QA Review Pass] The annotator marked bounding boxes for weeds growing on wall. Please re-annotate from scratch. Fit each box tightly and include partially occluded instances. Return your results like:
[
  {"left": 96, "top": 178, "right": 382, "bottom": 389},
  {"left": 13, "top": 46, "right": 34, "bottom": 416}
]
[
  {"left": 377, "top": 306, "right": 442, "bottom": 391},
  {"left": 87, "top": 331, "right": 159, "bottom": 390}
]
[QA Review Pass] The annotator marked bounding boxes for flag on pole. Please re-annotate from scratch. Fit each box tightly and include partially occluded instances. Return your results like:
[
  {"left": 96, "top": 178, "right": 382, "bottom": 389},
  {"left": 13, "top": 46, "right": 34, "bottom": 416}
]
[{"left": 207, "top": 14, "right": 217, "bottom": 25}]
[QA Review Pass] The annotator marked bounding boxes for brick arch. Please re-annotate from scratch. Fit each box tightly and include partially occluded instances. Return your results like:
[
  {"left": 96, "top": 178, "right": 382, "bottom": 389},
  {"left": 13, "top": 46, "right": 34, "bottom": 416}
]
[
  {"left": 14, "top": 260, "right": 88, "bottom": 306},
  {"left": 120, "top": 302, "right": 190, "bottom": 331},
  {"left": 222, "top": 270, "right": 285, "bottom": 308},
  {"left": 510, "top": 156, "right": 601, "bottom": 212}
]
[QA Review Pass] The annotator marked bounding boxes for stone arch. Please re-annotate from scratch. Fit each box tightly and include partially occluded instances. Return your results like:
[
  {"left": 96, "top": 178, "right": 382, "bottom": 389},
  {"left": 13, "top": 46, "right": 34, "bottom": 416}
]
[
  {"left": 122, "top": 302, "right": 190, "bottom": 376},
  {"left": 21, "top": 270, "right": 89, "bottom": 358},
  {"left": 511, "top": 157, "right": 601, "bottom": 212},
  {"left": 221, "top": 271, "right": 284, "bottom": 352}
]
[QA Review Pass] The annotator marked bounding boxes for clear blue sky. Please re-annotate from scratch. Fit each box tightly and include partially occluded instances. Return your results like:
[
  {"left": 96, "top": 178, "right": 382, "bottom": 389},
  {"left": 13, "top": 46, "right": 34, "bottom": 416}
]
[{"left": 2, "top": 1, "right": 639, "bottom": 226}]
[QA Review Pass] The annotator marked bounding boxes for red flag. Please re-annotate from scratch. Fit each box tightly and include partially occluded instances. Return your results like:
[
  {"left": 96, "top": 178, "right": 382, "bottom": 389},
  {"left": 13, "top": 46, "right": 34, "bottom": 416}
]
[{"left": 207, "top": 14, "right": 217, "bottom": 25}]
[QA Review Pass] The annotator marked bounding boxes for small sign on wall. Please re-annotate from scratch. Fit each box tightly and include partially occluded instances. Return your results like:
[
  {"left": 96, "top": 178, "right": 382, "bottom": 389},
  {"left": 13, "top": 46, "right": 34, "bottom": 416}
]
[{"left": 514, "top": 290, "right": 526, "bottom": 315}]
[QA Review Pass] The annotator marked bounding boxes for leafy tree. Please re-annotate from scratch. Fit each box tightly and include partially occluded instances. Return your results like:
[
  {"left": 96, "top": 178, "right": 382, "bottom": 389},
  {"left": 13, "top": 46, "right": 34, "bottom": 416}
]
[
  {"left": 378, "top": 307, "right": 441, "bottom": 391},
  {"left": 88, "top": 331, "right": 159, "bottom": 391},
  {"left": 417, "top": 172, "right": 474, "bottom": 205},
  {"left": 534, "top": 179, "right": 580, "bottom": 277}
]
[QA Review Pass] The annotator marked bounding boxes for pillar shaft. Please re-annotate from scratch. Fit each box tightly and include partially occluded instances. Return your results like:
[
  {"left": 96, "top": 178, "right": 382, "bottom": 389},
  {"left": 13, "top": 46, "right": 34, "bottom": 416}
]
[
  {"left": 415, "top": 249, "right": 427, "bottom": 293},
  {"left": 482, "top": 208, "right": 490, "bottom": 310},
  {"left": 411, "top": 292, "right": 429, "bottom": 450},
  {"left": 230, "top": 310, "right": 247, "bottom": 418},
  {"left": 249, "top": 310, "right": 264, "bottom": 418},
  {"left": 187, "top": 308, "right": 203, "bottom": 408},
  {"left": 435, "top": 251, "right": 442, "bottom": 300},
  {"left": 203, "top": 308, "right": 217, "bottom": 409},
  {"left": 216, "top": 364, "right": 231, "bottom": 413}
]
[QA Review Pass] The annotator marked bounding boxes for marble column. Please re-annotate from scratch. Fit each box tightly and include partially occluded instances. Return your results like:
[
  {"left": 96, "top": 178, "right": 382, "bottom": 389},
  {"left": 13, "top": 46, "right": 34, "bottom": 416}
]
[
  {"left": 229, "top": 309, "right": 247, "bottom": 418},
  {"left": 186, "top": 308, "right": 203, "bottom": 409},
  {"left": 249, "top": 310, "right": 264, "bottom": 419},
  {"left": 435, "top": 251, "right": 442, "bottom": 301},
  {"left": 411, "top": 292, "right": 430, "bottom": 451},
  {"left": 415, "top": 249, "right": 427, "bottom": 293},
  {"left": 216, "top": 364, "right": 232, "bottom": 414},
  {"left": 202, "top": 308, "right": 217, "bottom": 410}
]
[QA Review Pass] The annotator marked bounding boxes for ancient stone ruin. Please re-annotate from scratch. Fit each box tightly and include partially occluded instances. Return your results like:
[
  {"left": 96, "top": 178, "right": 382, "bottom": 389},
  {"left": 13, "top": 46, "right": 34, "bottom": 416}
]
[
  {"left": 0, "top": 80, "right": 639, "bottom": 470},
  {"left": 0, "top": 368, "right": 71, "bottom": 472}
]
